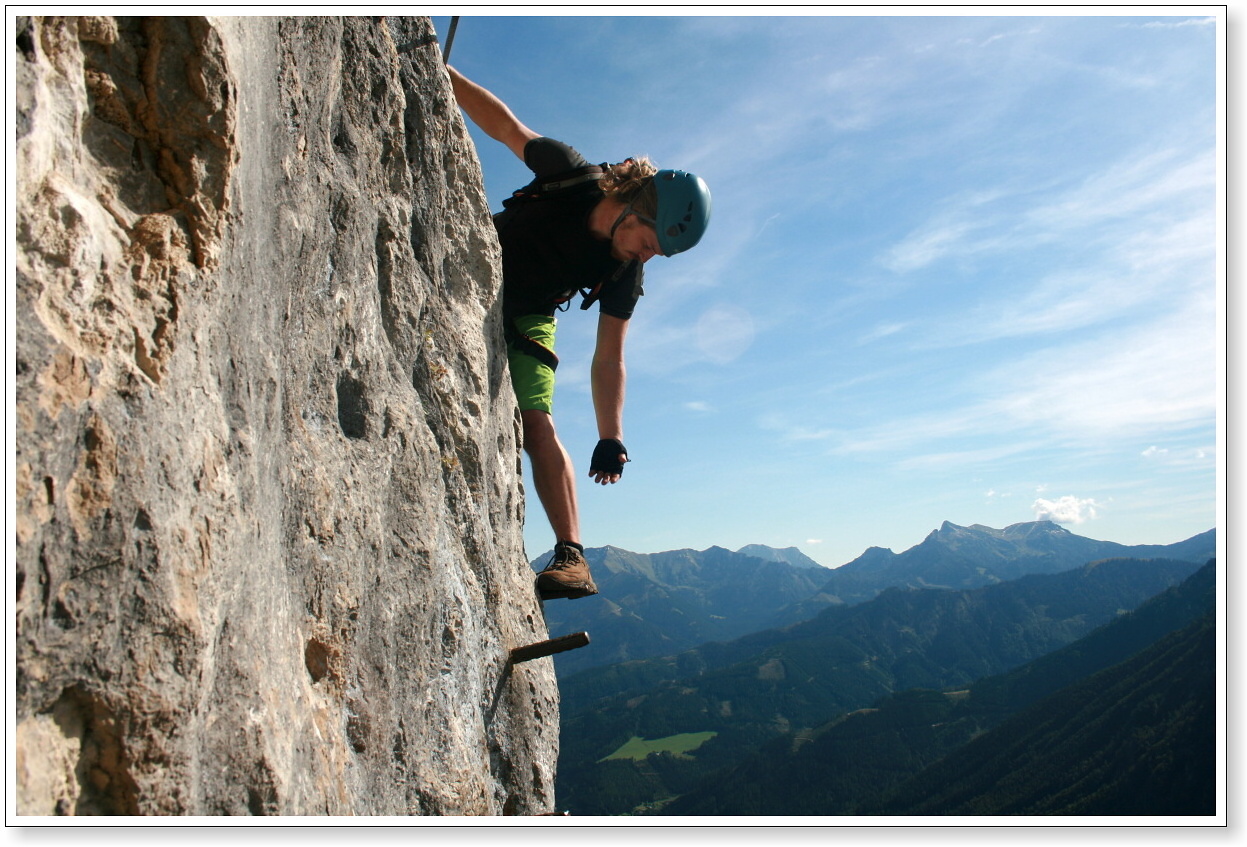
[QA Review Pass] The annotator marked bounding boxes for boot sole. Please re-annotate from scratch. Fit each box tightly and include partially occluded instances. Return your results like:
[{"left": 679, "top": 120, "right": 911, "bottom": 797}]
[{"left": 536, "top": 583, "right": 599, "bottom": 601}]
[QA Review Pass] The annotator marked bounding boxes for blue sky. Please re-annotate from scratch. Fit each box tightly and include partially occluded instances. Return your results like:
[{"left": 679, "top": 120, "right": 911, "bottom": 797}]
[{"left": 436, "top": 11, "right": 1223, "bottom": 568}]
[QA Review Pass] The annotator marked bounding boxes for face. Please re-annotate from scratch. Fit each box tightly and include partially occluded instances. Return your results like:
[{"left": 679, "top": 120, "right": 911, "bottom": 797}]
[{"left": 610, "top": 215, "right": 663, "bottom": 264}]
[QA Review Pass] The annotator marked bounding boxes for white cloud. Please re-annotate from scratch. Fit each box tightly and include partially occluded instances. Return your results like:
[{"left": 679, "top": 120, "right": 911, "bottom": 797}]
[
  {"left": 1033, "top": 495, "right": 1102, "bottom": 525},
  {"left": 1140, "top": 444, "right": 1216, "bottom": 468}
]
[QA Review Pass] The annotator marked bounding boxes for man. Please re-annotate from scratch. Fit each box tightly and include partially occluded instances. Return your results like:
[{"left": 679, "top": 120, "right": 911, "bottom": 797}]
[{"left": 448, "top": 66, "right": 711, "bottom": 600}]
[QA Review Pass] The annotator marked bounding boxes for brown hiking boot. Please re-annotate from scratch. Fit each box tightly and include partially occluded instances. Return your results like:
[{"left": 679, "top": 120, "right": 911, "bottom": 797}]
[{"left": 536, "top": 542, "right": 598, "bottom": 600}]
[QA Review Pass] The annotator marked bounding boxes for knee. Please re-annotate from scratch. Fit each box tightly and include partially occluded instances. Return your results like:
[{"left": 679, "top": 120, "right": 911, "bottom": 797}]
[{"left": 521, "top": 411, "right": 559, "bottom": 456}]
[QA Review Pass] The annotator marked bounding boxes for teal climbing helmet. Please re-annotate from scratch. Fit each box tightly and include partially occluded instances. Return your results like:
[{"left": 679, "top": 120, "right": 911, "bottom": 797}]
[{"left": 652, "top": 169, "right": 711, "bottom": 256}]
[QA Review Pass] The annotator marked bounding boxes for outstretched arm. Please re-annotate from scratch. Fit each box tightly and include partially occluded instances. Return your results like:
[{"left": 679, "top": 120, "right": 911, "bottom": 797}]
[
  {"left": 447, "top": 65, "right": 540, "bottom": 162},
  {"left": 589, "top": 314, "right": 629, "bottom": 485}
]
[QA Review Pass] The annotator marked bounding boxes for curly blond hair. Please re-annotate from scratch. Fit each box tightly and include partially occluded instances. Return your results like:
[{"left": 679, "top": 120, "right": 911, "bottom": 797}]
[{"left": 600, "top": 157, "right": 659, "bottom": 219}]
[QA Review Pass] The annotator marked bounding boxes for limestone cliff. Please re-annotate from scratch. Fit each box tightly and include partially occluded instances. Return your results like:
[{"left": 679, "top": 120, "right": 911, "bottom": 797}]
[{"left": 13, "top": 15, "right": 559, "bottom": 816}]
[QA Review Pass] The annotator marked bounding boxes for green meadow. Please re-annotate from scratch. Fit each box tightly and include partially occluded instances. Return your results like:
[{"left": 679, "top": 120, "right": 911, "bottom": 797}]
[{"left": 600, "top": 732, "right": 718, "bottom": 763}]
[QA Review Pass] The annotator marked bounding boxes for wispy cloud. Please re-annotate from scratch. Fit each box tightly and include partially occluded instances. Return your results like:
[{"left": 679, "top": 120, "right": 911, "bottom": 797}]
[
  {"left": 776, "top": 288, "right": 1215, "bottom": 472},
  {"left": 880, "top": 145, "right": 1215, "bottom": 356},
  {"left": 882, "top": 146, "right": 1213, "bottom": 280},
  {"left": 1024, "top": 148, "right": 1214, "bottom": 237},
  {"left": 1137, "top": 17, "right": 1217, "bottom": 30},
  {"left": 981, "top": 295, "right": 1216, "bottom": 438},
  {"left": 1141, "top": 443, "right": 1215, "bottom": 467},
  {"left": 858, "top": 321, "right": 909, "bottom": 345},
  {"left": 891, "top": 441, "right": 1049, "bottom": 473},
  {"left": 695, "top": 305, "right": 756, "bottom": 365},
  {"left": 882, "top": 216, "right": 985, "bottom": 275},
  {"left": 757, "top": 413, "right": 840, "bottom": 445},
  {"left": 755, "top": 213, "right": 781, "bottom": 239}
]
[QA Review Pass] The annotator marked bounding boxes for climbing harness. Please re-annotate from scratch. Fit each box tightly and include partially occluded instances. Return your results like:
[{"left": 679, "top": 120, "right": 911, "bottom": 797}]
[
  {"left": 555, "top": 257, "right": 635, "bottom": 314},
  {"left": 504, "top": 321, "right": 560, "bottom": 372},
  {"left": 502, "top": 255, "right": 632, "bottom": 372}
]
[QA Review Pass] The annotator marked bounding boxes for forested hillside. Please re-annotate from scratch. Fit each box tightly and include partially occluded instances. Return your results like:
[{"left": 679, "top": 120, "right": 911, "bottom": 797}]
[
  {"left": 662, "top": 561, "right": 1215, "bottom": 816},
  {"left": 870, "top": 609, "right": 1215, "bottom": 815},
  {"left": 555, "top": 556, "right": 1205, "bottom": 815}
]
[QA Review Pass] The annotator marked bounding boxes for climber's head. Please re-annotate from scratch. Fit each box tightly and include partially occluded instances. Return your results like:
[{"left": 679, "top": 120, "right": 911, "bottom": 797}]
[{"left": 600, "top": 159, "right": 712, "bottom": 261}]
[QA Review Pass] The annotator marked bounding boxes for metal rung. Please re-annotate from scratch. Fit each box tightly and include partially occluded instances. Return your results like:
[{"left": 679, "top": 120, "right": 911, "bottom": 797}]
[{"left": 510, "top": 631, "right": 590, "bottom": 664}]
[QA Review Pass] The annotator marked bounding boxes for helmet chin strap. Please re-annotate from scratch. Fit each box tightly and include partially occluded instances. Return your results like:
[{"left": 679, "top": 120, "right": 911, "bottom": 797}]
[
  {"left": 608, "top": 206, "right": 630, "bottom": 239},
  {"left": 608, "top": 169, "right": 659, "bottom": 240},
  {"left": 608, "top": 205, "right": 633, "bottom": 239}
]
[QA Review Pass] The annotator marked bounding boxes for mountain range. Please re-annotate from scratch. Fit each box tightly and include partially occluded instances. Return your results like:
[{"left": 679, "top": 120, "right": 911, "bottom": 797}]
[
  {"left": 534, "top": 545, "right": 827, "bottom": 675},
  {"left": 538, "top": 522, "right": 1217, "bottom": 816},
  {"left": 780, "top": 520, "right": 1216, "bottom": 620},
  {"left": 538, "top": 522, "right": 1216, "bottom": 675}
]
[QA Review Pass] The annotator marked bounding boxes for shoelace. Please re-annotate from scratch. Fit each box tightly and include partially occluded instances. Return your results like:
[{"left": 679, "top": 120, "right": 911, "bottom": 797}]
[{"left": 548, "top": 548, "right": 579, "bottom": 570}]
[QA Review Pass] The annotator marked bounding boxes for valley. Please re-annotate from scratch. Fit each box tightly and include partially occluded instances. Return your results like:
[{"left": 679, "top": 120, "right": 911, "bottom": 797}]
[{"left": 539, "top": 522, "right": 1218, "bottom": 817}]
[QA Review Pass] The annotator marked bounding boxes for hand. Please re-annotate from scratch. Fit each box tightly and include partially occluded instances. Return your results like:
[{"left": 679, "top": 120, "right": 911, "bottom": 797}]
[{"left": 589, "top": 438, "right": 629, "bottom": 485}]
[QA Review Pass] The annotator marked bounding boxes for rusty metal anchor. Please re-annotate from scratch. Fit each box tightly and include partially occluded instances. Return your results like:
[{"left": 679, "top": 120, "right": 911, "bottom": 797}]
[{"left": 510, "top": 631, "right": 590, "bottom": 664}]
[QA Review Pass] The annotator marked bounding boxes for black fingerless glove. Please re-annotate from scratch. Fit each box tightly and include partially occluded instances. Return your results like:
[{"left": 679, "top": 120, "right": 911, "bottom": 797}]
[{"left": 590, "top": 438, "right": 629, "bottom": 475}]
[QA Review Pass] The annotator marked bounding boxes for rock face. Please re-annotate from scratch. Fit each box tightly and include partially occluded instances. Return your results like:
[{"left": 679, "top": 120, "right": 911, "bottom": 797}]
[{"left": 14, "top": 15, "right": 559, "bottom": 815}]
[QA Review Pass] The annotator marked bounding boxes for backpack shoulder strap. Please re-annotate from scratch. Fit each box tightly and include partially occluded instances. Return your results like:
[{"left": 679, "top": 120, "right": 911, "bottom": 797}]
[
  {"left": 503, "top": 163, "right": 607, "bottom": 209},
  {"left": 535, "top": 166, "right": 604, "bottom": 193}
]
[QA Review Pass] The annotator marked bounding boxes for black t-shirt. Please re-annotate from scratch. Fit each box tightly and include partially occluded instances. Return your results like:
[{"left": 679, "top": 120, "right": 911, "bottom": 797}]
[{"left": 494, "top": 137, "right": 643, "bottom": 322}]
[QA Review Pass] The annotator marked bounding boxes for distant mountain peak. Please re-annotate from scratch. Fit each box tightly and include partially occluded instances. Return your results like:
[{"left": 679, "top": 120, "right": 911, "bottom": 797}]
[
  {"left": 1003, "top": 520, "right": 1071, "bottom": 536},
  {"left": 932, "top": 520, "right": 1072, "bottom": 540},
  {"left": 736, "top": 544, "right": 825, "bottom": 569}
]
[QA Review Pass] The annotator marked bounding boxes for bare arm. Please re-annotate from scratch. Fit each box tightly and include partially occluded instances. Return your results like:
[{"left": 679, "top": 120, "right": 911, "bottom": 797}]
[
  {"left": 447, "top": 65, "right": 540, "bottom": 161},
  {"left": 590, "top": 314, "right": 629, "bottom": 484}
]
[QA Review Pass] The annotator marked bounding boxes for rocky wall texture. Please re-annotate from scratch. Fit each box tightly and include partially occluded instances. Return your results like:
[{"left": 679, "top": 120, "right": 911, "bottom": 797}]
[{"left": 13, "top": 15, "right": 559, "bottom": 816}]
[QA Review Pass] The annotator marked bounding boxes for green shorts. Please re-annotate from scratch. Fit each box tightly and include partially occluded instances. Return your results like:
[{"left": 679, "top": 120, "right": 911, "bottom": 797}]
[{"left": 507, "top": 315, "right": 558, "bottom": 414}]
